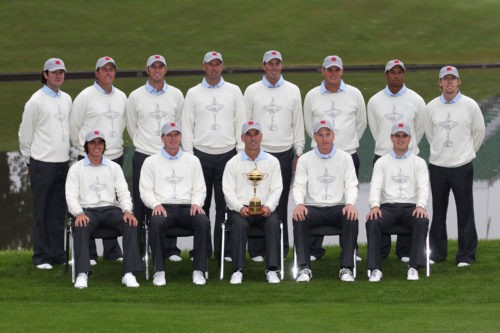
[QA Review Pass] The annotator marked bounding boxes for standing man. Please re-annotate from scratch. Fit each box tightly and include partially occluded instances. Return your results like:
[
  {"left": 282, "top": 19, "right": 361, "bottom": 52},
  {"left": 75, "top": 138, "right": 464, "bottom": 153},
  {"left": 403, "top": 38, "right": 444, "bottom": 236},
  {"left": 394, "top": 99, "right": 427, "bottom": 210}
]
[
  {"left": 244, "top": 50, "right": 305, "bottom": 259},
  {"left": 69, "top": 56, "right": 126, "bottom": 263},
  {"left": 425, "top": 66, "right": 485, "bottom": 267},
  {"left": 182, "top": 51, "right": 246, "bottom": 260},
  {"left": 19, "top": 58, "right": 72, "bottom": 269},
  {"left": 303, "top": 54, "right": 366, "bottom": 261},
  {"left": 367, "top": 59, "right": 427, "bottom": 260},
  {"left": 126, "top": 54, "right": 184, "bottom": 261},
  {"left": 139, "top": 122, "right": 210, "bottom": 286},
  {"left": 222, "top": 121, "right": 283, "bottom": 284},
  {"left": 292, "top": 120, "right": 359, "bottom": 283},
  {"left": 66, "top": 130, "right": 142, "bottom": 289},
  {"left": 366, "top": 122, "right": 429, "bottom": 282}
]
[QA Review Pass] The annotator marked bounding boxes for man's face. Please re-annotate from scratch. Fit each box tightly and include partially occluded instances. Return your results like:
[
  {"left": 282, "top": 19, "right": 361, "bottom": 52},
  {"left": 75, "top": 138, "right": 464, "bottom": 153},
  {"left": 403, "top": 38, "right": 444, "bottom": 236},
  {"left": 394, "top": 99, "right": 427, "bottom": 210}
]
[
  {"left": 147, "top": 61, "right": 167, "bottom": 84},
  {"left": 241, "top": 129, "right": 262, "bottom": 152},
  {"left": 202, "top": 59, "right": 224, "bottom": 83},
  {"left": 262, "top": 59, "right": 283, "bottom": 83},
  {"left": 439, "top": 74, "right": 460, "bottom": 95},
  {"left": 87, "top": 138, "right": 105, "bottom": 159},
  {"left": 321, "top": 66, "right": 343, "bottom": 87},
  {"left": 95, "top": 63, "right": 116, "bottom": 86},
  {"left": 390, "top": 131, "right": 411, "bottom": 152},
  {"left": 314, "top": 127, "right": 334, "bottom": 153},
  {"left": 385, "top": 66, "right": 405, "bottom": 91},
  {"left": 44, "top": 69, "right": 65, "bottom": 90},
  {"left": 161, "top": 131, "right": 182, "bottom": 152}
]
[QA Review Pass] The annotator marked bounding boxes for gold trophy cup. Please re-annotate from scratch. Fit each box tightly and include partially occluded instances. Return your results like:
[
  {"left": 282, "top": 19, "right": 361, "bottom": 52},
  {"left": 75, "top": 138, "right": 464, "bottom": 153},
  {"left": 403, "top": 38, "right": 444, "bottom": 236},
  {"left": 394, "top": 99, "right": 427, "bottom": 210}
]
[{"left": 244, "top": 164, "right": 267, "bottom": 215}]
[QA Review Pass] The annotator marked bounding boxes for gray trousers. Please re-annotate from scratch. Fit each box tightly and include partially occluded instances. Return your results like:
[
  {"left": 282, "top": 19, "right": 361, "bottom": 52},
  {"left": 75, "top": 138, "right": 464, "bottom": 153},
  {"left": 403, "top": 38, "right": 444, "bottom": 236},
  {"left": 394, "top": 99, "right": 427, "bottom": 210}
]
[
  {"left": 366, "top": 203, "right": 429, "bottom": 270},
  {"left": 228, "top": 210, "right": 281, "bottom": 272},
  {"left": 73, "top": 206, "right": 142, "bottom": 275},
  {"left": 149, "top": 205, "right": 210, "bottom": 272},
  {"left": 293, "top": 205, "right": 358, "bottom": 270}
]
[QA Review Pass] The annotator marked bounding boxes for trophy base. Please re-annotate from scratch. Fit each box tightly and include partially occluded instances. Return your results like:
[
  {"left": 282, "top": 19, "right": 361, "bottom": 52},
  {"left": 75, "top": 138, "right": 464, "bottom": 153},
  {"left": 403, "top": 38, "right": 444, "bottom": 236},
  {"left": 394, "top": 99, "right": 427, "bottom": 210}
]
[
  {"left": 248, "top": 199, "right": 262, "bottom": 216},
  {"left": 248, "top": 209, "right": 263, "bottom": 216}
]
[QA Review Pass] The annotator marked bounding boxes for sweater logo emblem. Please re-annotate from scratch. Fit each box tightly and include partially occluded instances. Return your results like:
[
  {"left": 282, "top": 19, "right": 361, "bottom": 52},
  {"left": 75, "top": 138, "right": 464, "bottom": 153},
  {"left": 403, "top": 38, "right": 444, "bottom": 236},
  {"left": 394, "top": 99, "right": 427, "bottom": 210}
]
[
  {"left": 439, "top": 112, "right": 459, "bottom": 147},
  {"left": 206, "top": 97, "right": 223, "bottom": 131},
  {"left": 103, "top": 103, "right": 119, "bottom": 138},
  {"left": 89, "top": 176, "right": 106, "bottom": 200},
  {"left": 391, "top": 168, "right": 409, "bottom": 199},
  {"left": 263, "top": 97, "right": 281, "bottom": 131},
  {"left": 149, "top": 103, "right": 167, "bottom": 135},
  {"left": 165, "top": 169, "right": 183, "bottom": 199},
  {"left": 317, "top": 168, "right": 335, "bottom": 200},
  {"left": 54, "top": 105, "right": 68, "bottom": 142}
]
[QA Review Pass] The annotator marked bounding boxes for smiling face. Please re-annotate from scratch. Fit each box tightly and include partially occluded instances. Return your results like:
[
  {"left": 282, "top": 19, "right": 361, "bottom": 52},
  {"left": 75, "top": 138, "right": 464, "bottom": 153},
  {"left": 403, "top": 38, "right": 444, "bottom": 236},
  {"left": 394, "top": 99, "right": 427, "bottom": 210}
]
[
  {"left": 86, "top": 137, "right": 106, "bottom": 161},
  {"left": 385, "top": 66, "right": 405, "bottom": 93},
  {"left": 314, "top": 127, "right": 335, "bottom": 154},
  {"left": 321, "top": 66, "right": 343, "bottom": 91},
  {"left": 242, "top": 129, "right": 262, "bottom": 155},
  {"left": 202, "top": 59, "right": 224, "bottom": 85},
  {"left": 439, "top": 74, "right": 461, "bottom": 96},
  {"left": 95, "top": 63, "right": 116, "bottom": 90},
  {"left": 262, "top": 58, "right": 283, "bottom": 85},
  {"left": 147, "top": 61, "right": 167, "bottom": 86},
  {"left": 390, "top": 131, "right": 411, "bottom": 155},
  {"left": 43, "top": 69, "right": 65, "bottom": 92},
  {"left": 161, "top": 131, "right": 182, "bottom": 155}
]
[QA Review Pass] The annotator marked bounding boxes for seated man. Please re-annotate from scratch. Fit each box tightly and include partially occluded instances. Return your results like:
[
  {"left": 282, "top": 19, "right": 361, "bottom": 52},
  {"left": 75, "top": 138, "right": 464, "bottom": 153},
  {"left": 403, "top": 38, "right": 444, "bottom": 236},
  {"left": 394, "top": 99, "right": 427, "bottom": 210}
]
[
  {"left": 366, "top": 122, "right": 429, "bottom": 282},
  {"left": 139, "top": 122, "right": 210, "bottom": 286},
  {"left": 222, "top": 121, "right": 283, "bottom": 284},
  {"left": 65, "top": 130, "right": 142, "bottom": 289},
  {"left": 292, "top": 120, "right": 359, "bottom": 283}
]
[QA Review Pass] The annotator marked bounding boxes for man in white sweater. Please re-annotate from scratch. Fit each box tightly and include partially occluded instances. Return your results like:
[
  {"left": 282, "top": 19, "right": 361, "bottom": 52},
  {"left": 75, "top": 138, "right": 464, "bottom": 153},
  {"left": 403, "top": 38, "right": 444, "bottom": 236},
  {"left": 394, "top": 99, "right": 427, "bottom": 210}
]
[
  {"left": 292, "top": 120, "right": 359, "bottom": 283},
  {"left": 303, "top": 54, "right": 366, "bottom": 261},
  {"left": 366, "top": 122, "right": 429, "bottom": 282},
  {"left": 425, "top": 66, "right": 485, "bottom": 267},
  {"left": 126, "top": 54, "right": 185, "bottom": 261},
  {"left": 367, "top": 59, "right": 427, "bottom": 260},
  {"left": 182, "top": 51, "right": 246, "bottom": 262},
  {"left": 19, "top": 58, "right": 72, "bottom": 269},
  {"left": 244, "top": 50, "right": 305, "bottom": 260},
  {"left": 66, "top": 130, "right": 142, "bottom": 289},
  {"left": 222, "top": 121, "right": 283, "bottom": 284},
  {"left": 69, "top": 56, "right": 126, "bottom": 263},
  {"left": 140, "top": 122, "right": 210, "bottom": 286}
]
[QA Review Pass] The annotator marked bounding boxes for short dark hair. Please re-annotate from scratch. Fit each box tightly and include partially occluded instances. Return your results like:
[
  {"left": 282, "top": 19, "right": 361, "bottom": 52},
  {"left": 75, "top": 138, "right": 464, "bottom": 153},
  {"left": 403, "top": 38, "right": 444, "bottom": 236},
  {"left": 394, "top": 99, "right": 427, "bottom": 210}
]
[{"left": 40, "top": 71, "right": 48, "bottom": 85}]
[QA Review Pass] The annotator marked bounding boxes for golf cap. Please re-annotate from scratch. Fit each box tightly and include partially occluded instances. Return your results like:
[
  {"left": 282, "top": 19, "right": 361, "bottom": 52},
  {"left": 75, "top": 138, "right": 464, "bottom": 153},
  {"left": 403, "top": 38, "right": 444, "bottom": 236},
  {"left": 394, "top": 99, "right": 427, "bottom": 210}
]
[
  {"left": 147, "top": 54, "right": 166, "bottom": 67},
  {"left": 385, "top": 59, "right": 405, "bottom": 72},
  {"left": 323, "top": 55, "right": 343, "bottom": 69},
  {"left": 391, "top": 122, "right": 412, "bottom": 135},
  {"left": 161, "top": 122, "right": 182, "bottom": 135},
  {"left": 85, "top": 130, "right": 106, "bottom": 142},
  {"left": 242, "top": 121, "right": 262, "bottom": 134},
  {"left": 263, "top": 50, "right": 282, "bottom": 64},
  {"left": 313, "top": 120, "right": 334, "bottom": 133},
  {"left": 439, "top": 66, "right": 459, "bottom": 79},
  {"left": 95, "top": 56, "right": 116, "bottom": 70},
  {"left": 203, "top": 51, "right": 223, "bottom": 64},
  {"left": 43, "top": 58, "right": 66, "bottom": 72}
]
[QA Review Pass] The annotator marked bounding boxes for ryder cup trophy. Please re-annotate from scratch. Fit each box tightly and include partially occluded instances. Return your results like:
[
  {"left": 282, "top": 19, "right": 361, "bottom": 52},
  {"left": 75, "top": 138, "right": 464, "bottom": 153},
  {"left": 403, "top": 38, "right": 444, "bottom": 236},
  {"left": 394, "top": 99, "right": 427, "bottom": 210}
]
[{"left": 244, "top": 164, "right": 267, "bottom": 215}]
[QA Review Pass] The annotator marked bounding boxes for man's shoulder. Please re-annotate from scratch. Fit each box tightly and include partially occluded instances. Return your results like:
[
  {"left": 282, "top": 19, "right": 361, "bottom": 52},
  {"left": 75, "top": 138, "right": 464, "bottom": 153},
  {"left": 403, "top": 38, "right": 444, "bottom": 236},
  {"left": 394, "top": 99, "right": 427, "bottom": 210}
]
[{"left": 367, "top": 89, "right": 386, "bottom": 103}]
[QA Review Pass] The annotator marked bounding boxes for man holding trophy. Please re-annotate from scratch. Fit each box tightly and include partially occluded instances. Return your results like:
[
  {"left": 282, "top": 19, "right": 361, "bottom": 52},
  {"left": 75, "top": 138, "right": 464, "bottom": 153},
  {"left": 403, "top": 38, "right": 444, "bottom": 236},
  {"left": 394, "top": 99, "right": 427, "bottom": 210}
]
[{"left": 222, "top": 121, "right": 283, "bottom": 284}]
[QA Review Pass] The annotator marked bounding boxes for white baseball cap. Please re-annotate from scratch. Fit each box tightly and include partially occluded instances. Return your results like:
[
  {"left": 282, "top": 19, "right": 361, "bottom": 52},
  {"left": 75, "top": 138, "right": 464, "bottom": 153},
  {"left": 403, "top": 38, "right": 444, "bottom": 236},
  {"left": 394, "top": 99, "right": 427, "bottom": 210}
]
[
  {"left": 242, "top": 121, "right": 262, "bottom": 134},
  {"left": 313, "top": 120, "right": 334, "bottom": 133},
  {"left": 391, "top": 122, "right": 411, "bottom": 135},
  {"left": 263, "top": 50, "right": 282, "bottom": 64},
  {"left": 85, "top": 130, "right": 106, "bottom": 142},
  {"left": 385, "top": 59, "right": 405, "bottom": 72},
  {"left": 203, "top": 51, "right": 223, "bottom": 64},
  {"left": 439, "top": 66, "right": 459, "bottom": 79},
  {"left": 43, "top": 58, "right": 66, "bottom": 72},
  {"left": 147, "top": 54, "right": 166, "bottom": 67},
  {"left": 95, "top": 56, "right": 116, "bottom": 70},
  {"left": 161, "top": 122, "right": 182, "bottom": 135},
  {"left": 322, "top": 55, "right": 343, "bottom": 69}
]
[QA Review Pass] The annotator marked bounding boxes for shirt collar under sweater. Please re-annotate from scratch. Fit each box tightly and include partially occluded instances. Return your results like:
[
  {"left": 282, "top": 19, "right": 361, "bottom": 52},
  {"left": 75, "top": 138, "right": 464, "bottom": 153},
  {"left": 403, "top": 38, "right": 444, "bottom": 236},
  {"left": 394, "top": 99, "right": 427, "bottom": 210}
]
[
  {"left": 83, "top": 154, "right": 110, "bottom": 166},
  {"left": 201, "top": 77, "right": 225, "bottom": 88},
  {"left": 439, "top": 91, "right": 462, "bottom": 104},
  {"left": 384, "top": 84, "right": 407, "bottom": 97},
  {"left": 261, "top": 75, "right": 285, "bottom": 88},
  {"left": 161, "top": 147, "right": 183, "bottom": 160},
  {"left": 320, "top": 80, "right": 346, "bottom": 94},
  {"left": 145, "top": 80, "right": 168, "bottom": 95},
  {"left": 314, "top": 145, "right": 337, "bottom": 159},
  {"left": 241, "top": 149, "right": 267, "bottom": 162},
  {"left": 93, "top": 81, "right": 116, "bottom": 94},
  {"left": 42, "top": 85, "right": 61, "bottom": 98},
  {"left": 390, "top": 149, "right": 411, "bottom": 160}
]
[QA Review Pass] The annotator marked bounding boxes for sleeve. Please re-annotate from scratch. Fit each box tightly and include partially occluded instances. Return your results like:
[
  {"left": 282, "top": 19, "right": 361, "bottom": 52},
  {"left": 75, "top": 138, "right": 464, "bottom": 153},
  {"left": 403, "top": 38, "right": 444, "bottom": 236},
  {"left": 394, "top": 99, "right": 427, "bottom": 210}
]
[
  {"left": 124, "top": 92, "right": 138, "bottom": 142},
  {"left": 291, "top": 155, "right": 308, "bottom": 205},
  {"left": 18, "top": 98, "right": 37, "bottom": 161},
  {"left": 423, "top": 102, "right": 434, "bottom": 144},
  {"left": 65, "top": 164, "right": 84, "bottom": 216},
  {"left": 222, "top": 159, "right": 244, "bottom": 212},
  {"left": 368, "top": 158, "right": 384, "bottom": 208},
  {"left": 355, "top": 89, "right": 368, "bottom": 141},
  {"left": 303, "top": 90, "right": 315, "bottom": 142},
  {"left": 243, "top": 86, "right": 254, "bottom": 121},
  {"left": 291, "top": 86, "right": 305, "bottom": 155},
  {"left": 139, "top": 157, "right": 161, "bottom": 209},
  {"left": 263, "top": 158, "right": 283, "bottom": 212},
  {"left": 175, "top": 90, "right": 185, "bottom": 124},
  {"left": 343, "top": 156, "right": 358, "bottom": 206},
  {"left": 470, "top": 101, "right": 486, "bottom": 153},
  {"left": 415, "top": 158, "right": 430, "bottom": 209},
  {"left": 414, "top": 97, "right": 427, "bottom": 144},
  {"left": 113, "top": 164, "right": 133, "bottom": 213},
  {"left": 367, "top": 97, "right": 379, "bottom": 141},
  {"left": 234, "top": 86, "right": 246, "bottom": 152},
  {"left": 191, "top": 158, "right": 207, "bottom": 207},
  {"left": 69, "top": 92, "right": 86, "bottom": 149},
  {"left": 181, "top": 90, "right": 195, "bottom": 154}
]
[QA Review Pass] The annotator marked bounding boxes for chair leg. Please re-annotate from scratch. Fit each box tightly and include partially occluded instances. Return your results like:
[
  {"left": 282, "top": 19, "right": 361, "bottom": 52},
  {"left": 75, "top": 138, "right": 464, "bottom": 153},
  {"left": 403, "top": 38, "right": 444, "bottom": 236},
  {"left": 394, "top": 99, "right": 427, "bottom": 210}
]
[
  {"left": 219, "top": 219, "right": 226, "bottom": 280},
  {"left": 144, "top": 223, "right": 149, "bottom": 280},
  {"left": 292, "top": 248, "right": 298, "bottom": 279},
  {"left": 280, "top": 222, "right": 284, "bottom": 280},
  {"left": 426, "top": 228, "right": 430, "bottom": 277},
  {"left": 353, "top": 251, "right": 357, "bottom": 279},
  {"left": 70, "top": 224, "right": 75, "bottom": 283}
]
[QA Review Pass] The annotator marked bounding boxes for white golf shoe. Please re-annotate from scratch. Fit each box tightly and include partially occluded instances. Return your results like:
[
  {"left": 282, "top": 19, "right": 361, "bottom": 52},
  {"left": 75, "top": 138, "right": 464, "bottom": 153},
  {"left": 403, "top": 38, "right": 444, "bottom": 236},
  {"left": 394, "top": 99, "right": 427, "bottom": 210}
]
[
  {"left": 74, "top": 273, "right": 88, "bottom": 289},
  {"left": 192, "top": 270, "right": 206, "bottom": 285},
  {"left": 407, "top": 267, "right": 419, "bottom": 281},
  {"left": 266, "top": 271, "right": 280, "bottom": 284},
  {"left": 122, "top": 273, "right": 140, "bottom": 288},
  {"left": 153, "top": 271, "right": 166, "bottom": 286},
  {"left": 230, "top": 271, "right": 243, "bottom": 284},
  {"left": 369, "top": 269, "right": 383, "bottom": 282}
]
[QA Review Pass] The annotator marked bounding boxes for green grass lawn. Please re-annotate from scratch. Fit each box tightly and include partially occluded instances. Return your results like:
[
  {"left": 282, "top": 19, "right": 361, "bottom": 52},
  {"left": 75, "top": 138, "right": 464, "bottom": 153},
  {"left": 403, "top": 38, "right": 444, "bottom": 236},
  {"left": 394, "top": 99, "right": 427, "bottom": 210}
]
[{"left": 1, "top": 240, "right": 500, "bottom": 332}]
